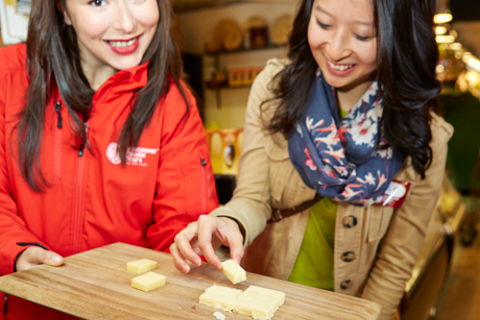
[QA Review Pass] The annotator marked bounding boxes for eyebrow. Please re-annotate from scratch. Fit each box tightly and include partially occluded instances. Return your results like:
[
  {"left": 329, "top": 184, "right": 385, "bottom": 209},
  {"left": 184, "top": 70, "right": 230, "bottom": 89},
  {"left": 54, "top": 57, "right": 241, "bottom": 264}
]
[{"left": 313, "top": 5, "right": 374, "bottom": 27}]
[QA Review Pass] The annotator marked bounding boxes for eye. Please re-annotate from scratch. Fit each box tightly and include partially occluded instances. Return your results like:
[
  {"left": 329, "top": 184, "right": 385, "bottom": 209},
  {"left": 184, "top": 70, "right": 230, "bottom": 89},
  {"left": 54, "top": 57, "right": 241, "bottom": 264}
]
[
  {"left": 89, "top": 0, "right": 106, "bottom": 6},
  {"left": 316, "top": 19, "right": 331, "bottom": 30},
  {"left": 355, "top": 35, "right": 374, "bottom": 41}
]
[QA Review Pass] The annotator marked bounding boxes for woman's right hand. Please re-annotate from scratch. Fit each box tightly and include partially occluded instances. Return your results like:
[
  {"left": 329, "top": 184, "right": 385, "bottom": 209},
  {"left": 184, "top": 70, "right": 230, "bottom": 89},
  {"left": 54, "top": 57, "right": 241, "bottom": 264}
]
[
  {"left": 170, "top": 215, "right": 244, "bottom": 273},
  {"left": 15, "top": 246, "right": 64, "bottom": 271}
]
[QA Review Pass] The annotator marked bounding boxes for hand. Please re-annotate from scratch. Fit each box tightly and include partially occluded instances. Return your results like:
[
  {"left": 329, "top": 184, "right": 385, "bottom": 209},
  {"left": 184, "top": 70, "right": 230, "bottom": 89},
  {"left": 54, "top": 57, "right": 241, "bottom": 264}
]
[
  {"left": 170, "top": 215, "right": 244, "bottom": 273},
  {"left": 15, "top": 246, "right": 64, "bottom": 271}
]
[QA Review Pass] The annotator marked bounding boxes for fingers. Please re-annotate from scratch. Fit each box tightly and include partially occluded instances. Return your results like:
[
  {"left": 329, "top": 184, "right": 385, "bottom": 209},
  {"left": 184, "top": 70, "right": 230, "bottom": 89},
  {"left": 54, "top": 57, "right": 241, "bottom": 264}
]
[
  {"left": 215, "top": 217, "right": 244, "bottom": 265},
  {"left": 16, "top": 246, "right": 64, "bottom": 271},
  {"left": 171, "top": 215, "right": 245, "bottom": 273},
  {"left": 197, "top": 216, "right": 222, "bottom": 270},
  {"left": 171, "top": 221, "right": 204, "bottom": 273}
]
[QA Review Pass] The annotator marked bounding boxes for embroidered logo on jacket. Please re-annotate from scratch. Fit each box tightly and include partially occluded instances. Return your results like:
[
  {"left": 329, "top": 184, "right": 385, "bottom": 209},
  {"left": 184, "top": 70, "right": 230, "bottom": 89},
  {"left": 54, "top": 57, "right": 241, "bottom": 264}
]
[{"left": 106, "top": 142, "right": 159, "bottom": 166}]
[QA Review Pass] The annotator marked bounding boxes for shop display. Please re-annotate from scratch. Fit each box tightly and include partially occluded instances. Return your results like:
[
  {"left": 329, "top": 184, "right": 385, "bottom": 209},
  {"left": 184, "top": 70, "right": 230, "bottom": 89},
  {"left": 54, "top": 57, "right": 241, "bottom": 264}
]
[
  {"left": 205, "top": 18, "right": 243, "bottom": 53},
  {"left": 207, "top": 128, "right": 243, "bottom": 175},
  {"left": 270, "top": 14, "right": 294, "bottom": 46},
  {"left": 0, "top": 0, "right": 30, "bottom": 44},
  {"left": 243, "top": 15, "right": 269, "bottom": 49}
]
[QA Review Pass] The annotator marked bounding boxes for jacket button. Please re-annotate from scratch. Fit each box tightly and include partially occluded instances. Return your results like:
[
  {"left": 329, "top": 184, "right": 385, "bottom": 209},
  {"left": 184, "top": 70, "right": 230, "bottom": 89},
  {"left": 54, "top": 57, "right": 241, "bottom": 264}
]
[
  {"left": 340, "top": 280, "right": 353, "bottom": 290},
  {"left": 343, "top": 215, "right": 357, "bottom": 228},
  {"left": 341, "top": 251, "right": 356, "bottom": 262}
]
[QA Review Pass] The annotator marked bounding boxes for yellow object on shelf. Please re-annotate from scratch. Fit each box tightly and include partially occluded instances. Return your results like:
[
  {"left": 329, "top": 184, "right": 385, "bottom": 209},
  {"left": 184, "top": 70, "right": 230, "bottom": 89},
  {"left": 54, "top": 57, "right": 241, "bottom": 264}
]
[{"left": 207, "top": 128, "right": 243, "bottom": 176}]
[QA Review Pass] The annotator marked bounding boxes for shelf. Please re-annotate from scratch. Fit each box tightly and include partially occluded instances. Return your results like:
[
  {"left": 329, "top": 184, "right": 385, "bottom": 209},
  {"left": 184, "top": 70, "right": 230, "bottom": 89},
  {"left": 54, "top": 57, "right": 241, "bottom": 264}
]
[
  {"left": 204, "top": 44, "right": 286, "bottom": 55},
  {"left": 172, "top": 0, "right": 295, "bottom": 13},
  {"left": 206, "top": 83, "right": 251, "bottom": 89}
]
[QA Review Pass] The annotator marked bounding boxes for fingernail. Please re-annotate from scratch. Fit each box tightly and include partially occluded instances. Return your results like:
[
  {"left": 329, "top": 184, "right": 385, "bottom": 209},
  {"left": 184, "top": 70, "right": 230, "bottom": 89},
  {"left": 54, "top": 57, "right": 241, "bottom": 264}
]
[
  {"left": 51, "top": 255, "right": 62, "bottom": 263},
  {"left": 193, "top": 258, "right": 201, "bottom": 266},
  {"left": 181, "top": 264, "right": 189, "bottom": 273}
]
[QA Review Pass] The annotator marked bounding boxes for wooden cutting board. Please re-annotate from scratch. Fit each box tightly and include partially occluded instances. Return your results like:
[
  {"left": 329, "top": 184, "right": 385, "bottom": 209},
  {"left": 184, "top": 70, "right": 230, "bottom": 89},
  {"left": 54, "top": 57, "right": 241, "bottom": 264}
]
[{"left": 0, "top": 242, "right": 382, "bottom": 319}]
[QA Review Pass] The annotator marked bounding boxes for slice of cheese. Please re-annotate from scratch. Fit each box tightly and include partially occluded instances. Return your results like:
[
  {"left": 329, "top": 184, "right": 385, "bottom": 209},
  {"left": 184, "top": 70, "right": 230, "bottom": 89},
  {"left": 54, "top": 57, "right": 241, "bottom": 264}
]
[
  {"left": 199, "top": 285, "right": 242, "bottom": 311},
  {"left": 234, "top": 291, "right": 279, "bottom": 320},
  {"left": 245, "top": 285, "right": 286, "bottom": 307},
  {"left": 126, "top": 259, "right": 158, "bottom": 274},
  {"left": 221, "top": 259, "right": 247, "bottom": 284},
  {"left": 131, "top": 271, "right": 166, "bottom": 292}
]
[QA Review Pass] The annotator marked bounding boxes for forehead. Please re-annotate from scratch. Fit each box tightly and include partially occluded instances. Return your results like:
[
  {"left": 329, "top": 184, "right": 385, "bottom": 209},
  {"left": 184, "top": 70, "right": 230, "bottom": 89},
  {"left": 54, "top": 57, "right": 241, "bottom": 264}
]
[{"left": 312, "top": 0, "right": 374, "bottom": 23}]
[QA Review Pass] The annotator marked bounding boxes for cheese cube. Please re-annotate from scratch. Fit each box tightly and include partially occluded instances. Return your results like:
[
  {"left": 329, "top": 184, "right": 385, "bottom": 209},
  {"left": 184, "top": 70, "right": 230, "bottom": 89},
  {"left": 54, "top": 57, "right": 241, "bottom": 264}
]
[
  {"left": 221, "top": 259, "right": 246, "bottom": 284},
  {"left": 127, "top": 259, "right": 158, "bottom": 274},
  {"left": 234, "top": 291, "right": 278, "bottom": 320},
  {"left": 131, "top": 271, "right": 166, "bottom": 292},
  {"left": 245, "top": 285, "right": 286, "bottom": 307},
  {"left": 199, "top": 285, "right": 242, "bottom": 311}
]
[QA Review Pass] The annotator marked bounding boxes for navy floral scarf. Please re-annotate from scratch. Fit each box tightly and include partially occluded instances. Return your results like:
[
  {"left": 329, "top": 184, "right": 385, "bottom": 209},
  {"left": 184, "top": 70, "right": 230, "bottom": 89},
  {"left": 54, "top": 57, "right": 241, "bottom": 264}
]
[{"left": 288, "top": 71, "right": 405, "bottom": 205}]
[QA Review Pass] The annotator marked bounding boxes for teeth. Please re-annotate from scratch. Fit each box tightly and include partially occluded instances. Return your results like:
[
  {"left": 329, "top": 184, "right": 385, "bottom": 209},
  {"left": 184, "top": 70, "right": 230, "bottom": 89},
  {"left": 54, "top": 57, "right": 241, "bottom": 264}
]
[
  {"left": 109, "top": 38, "right": 137, "bottom": 48},
  {"left": 328, "top": 60, "right": 354, "bottom": 71}
]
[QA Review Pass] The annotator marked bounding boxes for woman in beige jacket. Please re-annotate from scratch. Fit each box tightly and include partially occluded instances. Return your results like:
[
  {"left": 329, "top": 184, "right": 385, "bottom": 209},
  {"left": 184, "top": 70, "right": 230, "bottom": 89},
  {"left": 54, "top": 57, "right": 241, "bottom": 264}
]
[{"left": 171, "top": 0, "right": 453, "bottom": 319}]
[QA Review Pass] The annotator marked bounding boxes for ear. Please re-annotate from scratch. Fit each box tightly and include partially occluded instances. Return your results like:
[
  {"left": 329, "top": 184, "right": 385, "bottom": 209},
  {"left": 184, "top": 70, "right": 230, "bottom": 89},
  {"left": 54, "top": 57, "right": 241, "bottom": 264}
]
[
  {"left": 63, "top": 10, "right": 72, "bottom": 26},
  {"left": 56, "top": 0, "right": 72, "bottom": 25}
]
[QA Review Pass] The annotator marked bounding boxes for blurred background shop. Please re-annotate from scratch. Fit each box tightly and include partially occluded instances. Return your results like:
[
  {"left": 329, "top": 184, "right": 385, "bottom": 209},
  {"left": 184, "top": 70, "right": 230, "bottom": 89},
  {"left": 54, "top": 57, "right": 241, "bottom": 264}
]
[{"left": 1, "top": 0, "right": 479, "bottom": 319}]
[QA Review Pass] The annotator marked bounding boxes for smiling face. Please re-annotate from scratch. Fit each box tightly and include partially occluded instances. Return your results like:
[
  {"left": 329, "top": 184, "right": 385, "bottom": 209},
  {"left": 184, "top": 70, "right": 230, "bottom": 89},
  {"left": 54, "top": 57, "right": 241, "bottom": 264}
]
[
  {"left": 63, "top": 0, "right": 159, "bottom": 88},
  {"left": 308, "top": 0, "right": 377, "bottom": 95}
]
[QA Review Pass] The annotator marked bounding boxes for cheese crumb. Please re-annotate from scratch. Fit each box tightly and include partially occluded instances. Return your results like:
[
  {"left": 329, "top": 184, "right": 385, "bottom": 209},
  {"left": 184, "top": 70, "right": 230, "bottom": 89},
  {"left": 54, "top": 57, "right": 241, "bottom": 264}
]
[
  {"left": 131, "top": 271, "right": 166, "bottom": 292},
  {"left": 221, "top": 259, "right": 247, "bottom": 284},
  {"left": 213, "top": 311, "right": 226, "bottom": 320},
  {"left": 126, "top": 259, "right": 158, "bottom": 274}
]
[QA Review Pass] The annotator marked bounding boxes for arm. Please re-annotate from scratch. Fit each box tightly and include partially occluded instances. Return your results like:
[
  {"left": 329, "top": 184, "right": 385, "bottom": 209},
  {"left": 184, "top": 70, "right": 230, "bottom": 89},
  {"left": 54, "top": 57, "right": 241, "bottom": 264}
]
[
  {"left": 146, "top": 83, "right": 219, "bottom": 253},
  {"left": 361, "top": 114, "right": 454, "bottom": 319},
  {"left": 171, "top": 59, "right": 285, "bottom": 271},
  {"left": 0, "top": 64, "right": 63, "bottom": 275}
]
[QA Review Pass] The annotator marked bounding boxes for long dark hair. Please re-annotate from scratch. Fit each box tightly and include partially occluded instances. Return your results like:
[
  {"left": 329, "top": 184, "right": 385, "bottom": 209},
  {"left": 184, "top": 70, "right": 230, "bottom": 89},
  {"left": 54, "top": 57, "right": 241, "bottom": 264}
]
[
  {"left": 266, "top": 0, "right": 440, "bottom": 178},
  {"left": 16, "top": 0, "right": 187, "bottom": 191}
]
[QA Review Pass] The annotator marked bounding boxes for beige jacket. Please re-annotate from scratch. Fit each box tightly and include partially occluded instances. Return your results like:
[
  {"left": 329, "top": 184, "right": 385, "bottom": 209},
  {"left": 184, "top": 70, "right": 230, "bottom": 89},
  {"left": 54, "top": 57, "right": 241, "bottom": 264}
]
[{"left": 211, "top": 59, "right": 454, "bottom": 320}]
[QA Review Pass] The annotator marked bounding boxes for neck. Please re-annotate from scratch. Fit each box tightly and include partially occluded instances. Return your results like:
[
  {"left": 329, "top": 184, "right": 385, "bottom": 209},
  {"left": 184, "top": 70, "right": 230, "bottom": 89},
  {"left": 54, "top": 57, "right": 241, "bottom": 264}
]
[
  {"left": 336, "top": 80, "right": 374, "bottom": 113},
  {"left": 81, "top": 61, "right": 117, "bottom": 91}
]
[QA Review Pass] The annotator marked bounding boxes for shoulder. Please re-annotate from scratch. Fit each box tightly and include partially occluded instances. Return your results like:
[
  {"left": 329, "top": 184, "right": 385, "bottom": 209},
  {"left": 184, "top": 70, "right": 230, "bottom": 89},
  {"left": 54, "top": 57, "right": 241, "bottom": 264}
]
[
  {"left": 0, "top": 43, "right": 27, "bottom": 74},
  {"left": 430, "top": 112, "right": 454, "bottom": 148},
  {"left": 253, "top": 57, "right": 288, "bottom": 90}
]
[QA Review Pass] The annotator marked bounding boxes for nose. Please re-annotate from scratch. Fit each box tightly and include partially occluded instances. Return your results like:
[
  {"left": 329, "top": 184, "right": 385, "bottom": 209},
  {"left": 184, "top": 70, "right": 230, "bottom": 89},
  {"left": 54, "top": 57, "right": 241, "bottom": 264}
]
[
  {"left": 113, "top": 1, "right": 136, "bottom": 33},
  {"left": 325, "top": 28, "right": 351, "bottom": 62}
]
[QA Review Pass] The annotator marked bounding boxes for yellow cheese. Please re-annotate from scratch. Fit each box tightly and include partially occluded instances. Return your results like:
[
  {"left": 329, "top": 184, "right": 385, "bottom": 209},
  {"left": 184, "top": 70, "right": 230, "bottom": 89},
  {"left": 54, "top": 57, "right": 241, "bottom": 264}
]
[
  {"left": 126, "top": 259, "right": 158, "bottom": 274},
  {"left": 131, "top": 271, "right": 166, "bottom": 292},
  {"left": 234, "top": 291, "right": 278, "bottom": 320},
  {"left": 245, "top": 285, "right": 286, "bottom": 307},
  {"left": 221, "top": 259, "right": 246, "bottom": 284},
  {"left": 199, "top": 285, "right": 242, "bottom": 311}
]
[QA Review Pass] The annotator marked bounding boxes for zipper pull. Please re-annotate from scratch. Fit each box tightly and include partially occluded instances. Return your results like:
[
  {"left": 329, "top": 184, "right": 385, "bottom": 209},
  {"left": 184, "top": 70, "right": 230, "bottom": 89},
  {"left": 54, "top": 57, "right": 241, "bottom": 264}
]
[
  {"left": 200, "top": 157, "right": 207, "bottom": 166},
  {"left": 79, "top": 122, "right": 88, "bottom": 157},
  {"left": 3, "top": 294, "right": 7, "bottom": 315},
  {"left": 55, "top": 102, "right": 62, "bottom": 129}
]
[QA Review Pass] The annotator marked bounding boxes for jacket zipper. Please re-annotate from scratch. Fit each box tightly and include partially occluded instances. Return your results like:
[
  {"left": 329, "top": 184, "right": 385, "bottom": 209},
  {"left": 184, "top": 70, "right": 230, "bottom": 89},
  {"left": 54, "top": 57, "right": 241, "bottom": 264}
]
[
  {"left": 200, "top": 157, "right": 208, "bottom": 214},
  {"left": 54, "top": 102, "right": 63, "bottom": 182},
  {"left": 3, "top": 294, "right": 7, "bottom": 315},
  {"left": 72, "top": 122, "right": 88, "bottom": 253}
]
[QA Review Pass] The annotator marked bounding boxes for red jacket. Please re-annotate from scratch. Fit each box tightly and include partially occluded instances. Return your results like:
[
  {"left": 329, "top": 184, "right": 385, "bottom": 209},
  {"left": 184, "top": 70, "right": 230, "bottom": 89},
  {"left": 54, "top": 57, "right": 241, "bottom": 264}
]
[{"left": 0, "top": 43, "right": 218, "bottom": 319}]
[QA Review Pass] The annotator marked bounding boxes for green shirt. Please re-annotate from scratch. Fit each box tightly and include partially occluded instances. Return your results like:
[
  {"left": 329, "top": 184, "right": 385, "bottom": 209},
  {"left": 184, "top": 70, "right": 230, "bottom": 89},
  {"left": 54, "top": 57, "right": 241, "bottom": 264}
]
[{"left": 287, "top": 197, "right": 337, "bottom": 290}]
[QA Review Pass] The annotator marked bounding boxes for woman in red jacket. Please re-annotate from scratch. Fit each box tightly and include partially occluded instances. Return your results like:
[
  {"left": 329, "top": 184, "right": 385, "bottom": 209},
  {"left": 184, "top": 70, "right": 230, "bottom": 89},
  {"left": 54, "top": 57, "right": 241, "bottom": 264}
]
[{"left": 0, "top": 0, "right": 218, "bottom": 319}]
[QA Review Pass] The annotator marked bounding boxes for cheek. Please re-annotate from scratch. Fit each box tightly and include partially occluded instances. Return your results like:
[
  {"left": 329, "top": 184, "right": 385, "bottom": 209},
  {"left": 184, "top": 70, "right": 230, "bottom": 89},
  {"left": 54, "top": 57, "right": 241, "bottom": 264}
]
[
  {"left": 73, "top": 16, "right": 110, "bottom": 41},
  {"left": 359, "top": 44, "right": 377, "bottom": 68},
  {"left": 135, "top": 3, "right": 159, "bottom": 28}
]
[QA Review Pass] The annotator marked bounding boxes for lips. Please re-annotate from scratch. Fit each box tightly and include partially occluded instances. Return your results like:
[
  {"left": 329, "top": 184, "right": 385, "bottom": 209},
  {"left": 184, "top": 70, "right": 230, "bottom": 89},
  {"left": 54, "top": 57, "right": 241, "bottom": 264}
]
[
  {"left": 325, "top": 57, "right": 356, "bottom": 76},
  {"left": 105, "top": 36, "right": 141, "bottom": 55},
  {"left": 327, "top": 60, "right": 354, "bottom": 71}
]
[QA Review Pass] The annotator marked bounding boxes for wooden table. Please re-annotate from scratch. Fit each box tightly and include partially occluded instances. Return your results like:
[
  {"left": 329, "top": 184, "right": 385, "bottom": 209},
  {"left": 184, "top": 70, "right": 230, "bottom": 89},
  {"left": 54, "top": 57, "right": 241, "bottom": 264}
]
[{"left": 0, "top": 242, "right": 381, "bottom": 319}]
